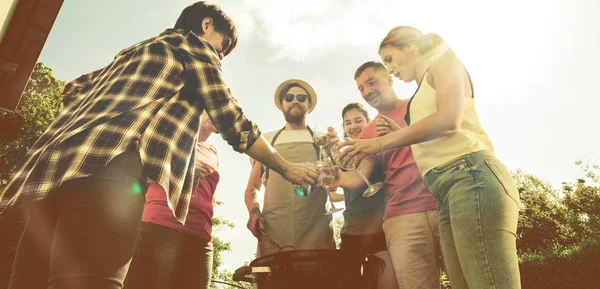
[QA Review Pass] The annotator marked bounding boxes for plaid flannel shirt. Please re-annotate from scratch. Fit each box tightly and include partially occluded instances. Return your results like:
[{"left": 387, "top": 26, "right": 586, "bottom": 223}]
[{"left": 0, "top": 29, "right": 260, "bottom": 223}]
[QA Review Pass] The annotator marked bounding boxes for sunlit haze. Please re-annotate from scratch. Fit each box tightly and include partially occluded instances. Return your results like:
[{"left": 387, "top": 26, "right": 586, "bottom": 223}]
[{"left": 37, "top": 0, "right": 600, "bottom": 272}]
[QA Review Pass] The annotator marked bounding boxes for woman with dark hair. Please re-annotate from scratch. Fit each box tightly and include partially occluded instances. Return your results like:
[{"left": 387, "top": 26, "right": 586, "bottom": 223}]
[
  {"left": 338, "top": 26, "right": 521, "bottom": 289},
  {"left": 335, "top": 102, "right": 398, "bottom": 289}
]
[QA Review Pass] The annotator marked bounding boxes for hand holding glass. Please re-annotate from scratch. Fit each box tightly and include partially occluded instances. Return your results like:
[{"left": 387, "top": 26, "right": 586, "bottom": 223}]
[{"left": 331, "top": 140, "right": 382, "bottom": 197}]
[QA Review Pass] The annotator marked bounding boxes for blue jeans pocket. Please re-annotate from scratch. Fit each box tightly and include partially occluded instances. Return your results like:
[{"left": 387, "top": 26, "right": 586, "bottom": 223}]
[
  {"left": 484, "top": 158, "right": 520, "bottom": 206},
  {"left": 431, "top": 157, "right": 467, "bottom": 175},
  {"left": 426, "top": 156, "right": 468, "bottom": 203}
]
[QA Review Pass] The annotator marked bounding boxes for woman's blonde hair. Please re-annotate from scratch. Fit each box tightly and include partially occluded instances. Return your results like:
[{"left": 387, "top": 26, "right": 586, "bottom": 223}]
[{"left": 379, "top": 26, "right": 445, "bottom": 56}]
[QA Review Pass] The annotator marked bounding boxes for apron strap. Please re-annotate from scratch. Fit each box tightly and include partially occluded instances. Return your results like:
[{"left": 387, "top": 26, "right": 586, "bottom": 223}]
[{"left": 263, "top": 126, "right": 320, "bottom": 181}]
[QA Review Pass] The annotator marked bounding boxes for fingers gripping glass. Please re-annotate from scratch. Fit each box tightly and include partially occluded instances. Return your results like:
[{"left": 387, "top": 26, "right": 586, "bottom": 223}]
[
  {"left": 315, "top": 159, "right": 343, "bottom": 215},
  {"left": 294, "top": 162, "right": 314, "bottom": 198},
  {"left": 331, "top": 138, "right": 383, "bottom": 198},
  {"left": 282, "top": 94, "right": 309, "bottom": 103}
]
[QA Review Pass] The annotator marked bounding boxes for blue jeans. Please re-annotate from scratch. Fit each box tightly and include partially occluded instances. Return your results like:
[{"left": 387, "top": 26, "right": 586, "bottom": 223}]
[{"left": 422, "top": 151, "right": 521, "bottom": 289}]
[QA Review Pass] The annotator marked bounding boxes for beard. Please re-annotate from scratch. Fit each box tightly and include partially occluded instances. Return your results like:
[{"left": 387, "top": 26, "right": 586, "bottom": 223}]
[
  {"left": 365, "top": 91, "right": 385, "bottom": 110},
  {"left": 283, "top": 105, "right": 307, "bottom": 124}
]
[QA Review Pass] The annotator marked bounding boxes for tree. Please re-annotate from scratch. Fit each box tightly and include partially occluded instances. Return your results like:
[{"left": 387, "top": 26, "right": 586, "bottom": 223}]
[
  {"left": 561, "top": 162, "right": 600, "bottom": 243},
  {"left": 0, "top": 63, "right": 65, "bottom": 288},
  {"left": 211, "top": 200, "right": 234, "bottom": 275},
  {"left": 513, "top": 169, "right": 567, "bottom": 252},
  {"left": 517, "top": 164, "right": 600, "bottom": 289},
  {"left": 515, "top": 163, "right": 600, "bottom": 254},
  {"left": 0, "top": 63, "right": 65, "bottom": 186},
  {"left": 210, "top": 201, "right": 253, "bottom": 289}
]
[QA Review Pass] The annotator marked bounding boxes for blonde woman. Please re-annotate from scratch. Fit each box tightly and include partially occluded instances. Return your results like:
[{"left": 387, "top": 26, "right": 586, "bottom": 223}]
[{"left": 338, "top": 26, "right": 521, "bottom": 289}]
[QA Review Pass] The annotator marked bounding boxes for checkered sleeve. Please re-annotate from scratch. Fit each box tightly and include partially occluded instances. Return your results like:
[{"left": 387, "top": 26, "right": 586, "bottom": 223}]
[{"left": 186, "top": 60, "right": 261, "bottom": 153}]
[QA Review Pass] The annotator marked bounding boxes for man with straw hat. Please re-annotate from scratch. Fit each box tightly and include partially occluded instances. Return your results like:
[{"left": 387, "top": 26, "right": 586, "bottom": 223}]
[{"left": 244, "top": 79, "right": 336, "bottom": 257}]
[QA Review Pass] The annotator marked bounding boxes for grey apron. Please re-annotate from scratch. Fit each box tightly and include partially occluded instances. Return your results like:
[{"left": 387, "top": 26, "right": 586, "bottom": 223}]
[{"left": 258, "top": 128, "right": 335, "bottom": 257}]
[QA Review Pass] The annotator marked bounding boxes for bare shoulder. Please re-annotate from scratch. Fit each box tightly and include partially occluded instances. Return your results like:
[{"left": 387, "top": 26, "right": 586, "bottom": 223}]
[
  {"left": 428, "top": 49, "right": 466, "bottom": 89},
  {"left": 431, "top": 50, "right": 463, "bottom": 76}
]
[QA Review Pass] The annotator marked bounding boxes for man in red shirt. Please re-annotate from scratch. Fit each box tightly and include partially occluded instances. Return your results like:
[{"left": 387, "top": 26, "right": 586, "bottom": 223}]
[{"left": 332, "top": 61, "right": 443, "bottom": 289}]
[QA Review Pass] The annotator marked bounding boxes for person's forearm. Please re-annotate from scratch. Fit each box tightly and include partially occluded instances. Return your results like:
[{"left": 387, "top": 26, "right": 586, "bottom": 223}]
[
  {"left": 244, "top": 188, "right": 261, "bottom": 214},
  {"left": 379, "top": 111, "right": 458, "bottom": 150},
  {"left": 245, "top": 136, "right": 288, "bottom": 176}
]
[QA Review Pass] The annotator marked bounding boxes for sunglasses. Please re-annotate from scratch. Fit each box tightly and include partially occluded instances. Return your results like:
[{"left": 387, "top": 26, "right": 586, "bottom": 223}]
[
  {"left": 282, "top": 94, "right": 309, "bottom": 103},
  {"left": 214, "top": 30, "right": 232, "bottom": 55},
  {"left": 221, "top": 34, "right": 232, "bottom": 53}
]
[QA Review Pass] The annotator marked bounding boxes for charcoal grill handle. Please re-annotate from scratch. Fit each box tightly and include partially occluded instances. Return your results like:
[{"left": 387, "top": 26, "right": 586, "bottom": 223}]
[
  {"left": 232, "top": 266, "right": 254, "bottom": 283},
  {"left": 210, "top": 279, "right": 247, "bottom": 289}
]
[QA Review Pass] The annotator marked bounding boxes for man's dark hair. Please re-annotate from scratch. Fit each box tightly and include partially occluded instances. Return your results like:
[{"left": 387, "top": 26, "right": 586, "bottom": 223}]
[
  {"left": 174, "top": 1, "right": 238, "bottom": 56},
  {"left": 354, "top": 61, "right": 388, "bottom": 80}
]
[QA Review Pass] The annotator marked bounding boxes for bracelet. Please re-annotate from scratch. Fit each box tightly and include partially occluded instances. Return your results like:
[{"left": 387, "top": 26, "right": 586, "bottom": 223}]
[{"left": 376, "top": 138, "right": 384, "bottom": 154}]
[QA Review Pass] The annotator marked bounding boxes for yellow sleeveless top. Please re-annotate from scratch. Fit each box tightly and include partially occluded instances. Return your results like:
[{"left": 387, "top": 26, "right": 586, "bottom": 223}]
[{"left": 408, "top": 67, "right": 495, "bottom": 176}]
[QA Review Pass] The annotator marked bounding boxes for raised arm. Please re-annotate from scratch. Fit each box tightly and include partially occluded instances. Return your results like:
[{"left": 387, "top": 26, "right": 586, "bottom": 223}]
[
  {"left": 187, "top": 58, "right": 316, "bottom": 190},
  {"left": 379, "top": 50, "right": 467, "bottom": 149},
  {"left": 338, "top": 51, "right": 469, "bottom": 164}
]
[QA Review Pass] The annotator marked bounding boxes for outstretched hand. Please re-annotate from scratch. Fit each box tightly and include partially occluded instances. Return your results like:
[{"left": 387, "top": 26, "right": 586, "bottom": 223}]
[{"left": 281, "top": 162, "right": 318, "bottom": 192}]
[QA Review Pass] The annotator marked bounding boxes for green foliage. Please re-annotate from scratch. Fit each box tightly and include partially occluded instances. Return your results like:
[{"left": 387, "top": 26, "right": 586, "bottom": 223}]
[
  {"left": 513, "top": 169, "right": 568, "bottom": 252},
  {"left": 210, "top": 200, "right": 253, "bottom": 288},
  {"left": 0, "top": 63, "right": 65, "bottom": 186},
  {"left": 519, "top": 240, "right": 600, "bottom": 289},
  {"left": 516, "top": 164, "right": 600, "bottom": 289},
  {"left": 211, "top": 200, "right": 234, "bottom": 275}
]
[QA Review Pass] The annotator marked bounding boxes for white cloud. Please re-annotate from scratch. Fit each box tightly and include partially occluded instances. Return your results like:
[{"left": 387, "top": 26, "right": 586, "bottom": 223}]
[
  {"left": 216, "top": 0, "right": 410, "bottom": 61},
  {"left": 216, "top": 0, "right": 568, "bottom": 64}
]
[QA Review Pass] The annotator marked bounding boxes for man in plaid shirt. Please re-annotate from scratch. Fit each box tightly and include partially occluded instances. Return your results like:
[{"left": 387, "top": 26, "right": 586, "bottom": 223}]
[{"left": 2, "top": 2, "right": 317, "bottom": 289}]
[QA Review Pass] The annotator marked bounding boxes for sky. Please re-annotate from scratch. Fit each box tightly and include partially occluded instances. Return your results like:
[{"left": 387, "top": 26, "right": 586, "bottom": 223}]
[{"left": 37, "top": 0, "right": 600, "bottom": 273}]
